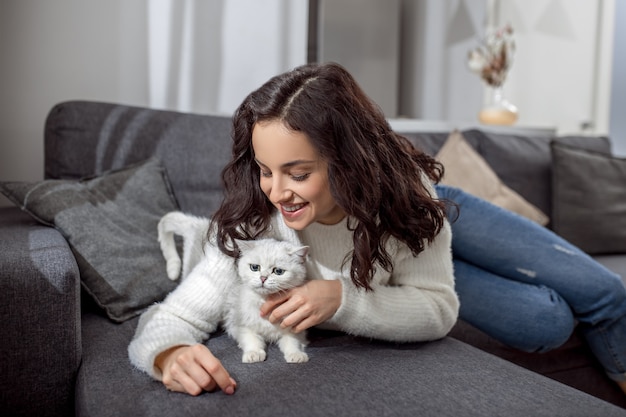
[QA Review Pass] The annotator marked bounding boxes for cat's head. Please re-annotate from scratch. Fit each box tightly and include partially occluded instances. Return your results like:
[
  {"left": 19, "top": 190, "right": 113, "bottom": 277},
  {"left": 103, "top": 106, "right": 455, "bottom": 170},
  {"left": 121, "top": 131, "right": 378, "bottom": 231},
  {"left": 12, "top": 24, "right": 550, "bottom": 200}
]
[{"left": 236, "top": 239, "right": 309, "bottom": 295}]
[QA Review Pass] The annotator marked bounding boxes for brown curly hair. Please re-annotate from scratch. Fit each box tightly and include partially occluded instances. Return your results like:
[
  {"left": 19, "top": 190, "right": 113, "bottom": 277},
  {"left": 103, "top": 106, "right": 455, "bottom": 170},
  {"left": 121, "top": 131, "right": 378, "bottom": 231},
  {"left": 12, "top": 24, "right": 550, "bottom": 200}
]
[{"left": 210, "top": 62, "right": 446, "bottom": 290}]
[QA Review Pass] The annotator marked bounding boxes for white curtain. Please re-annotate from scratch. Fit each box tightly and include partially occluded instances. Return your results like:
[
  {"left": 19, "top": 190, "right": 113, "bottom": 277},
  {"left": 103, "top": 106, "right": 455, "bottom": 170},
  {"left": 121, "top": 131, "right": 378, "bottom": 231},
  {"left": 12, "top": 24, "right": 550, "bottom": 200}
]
[{"left": 146, "top": 0, "right": 308, "bottom": 115}]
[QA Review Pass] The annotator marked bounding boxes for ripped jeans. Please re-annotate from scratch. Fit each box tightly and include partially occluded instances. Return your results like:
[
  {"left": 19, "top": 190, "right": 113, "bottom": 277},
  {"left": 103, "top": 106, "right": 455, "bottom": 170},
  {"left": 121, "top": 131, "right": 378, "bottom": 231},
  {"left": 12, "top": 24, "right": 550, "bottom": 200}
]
[{"left": 436, "top": 185, "right": 626, "bottom": 382}]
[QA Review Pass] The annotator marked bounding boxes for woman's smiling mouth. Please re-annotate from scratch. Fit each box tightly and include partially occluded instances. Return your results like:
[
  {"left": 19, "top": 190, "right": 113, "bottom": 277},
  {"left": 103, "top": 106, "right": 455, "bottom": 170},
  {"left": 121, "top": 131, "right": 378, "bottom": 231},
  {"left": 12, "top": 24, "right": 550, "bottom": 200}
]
[{"left": 280, "top": 203, "right": 307, "bottom": 217}]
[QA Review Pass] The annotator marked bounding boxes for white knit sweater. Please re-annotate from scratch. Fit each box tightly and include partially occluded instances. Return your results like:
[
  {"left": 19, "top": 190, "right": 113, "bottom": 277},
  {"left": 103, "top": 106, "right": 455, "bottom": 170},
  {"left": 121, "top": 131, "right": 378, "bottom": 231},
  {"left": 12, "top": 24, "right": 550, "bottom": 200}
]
[{"left": 128, "top": 206, "right": 458, "bottom": 379}]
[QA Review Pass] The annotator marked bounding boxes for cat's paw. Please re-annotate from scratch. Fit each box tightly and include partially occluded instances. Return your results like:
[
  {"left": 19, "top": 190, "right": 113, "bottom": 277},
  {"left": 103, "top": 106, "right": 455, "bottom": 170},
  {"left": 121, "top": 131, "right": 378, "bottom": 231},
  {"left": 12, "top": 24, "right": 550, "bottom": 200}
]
[
  {"left": 242, "top": 350, "right": 267, "bottom": 363},
  {"left": 165, "top": 258, "right": 181, "bottom": 280},
  {"left": 284, "top": 351, "right": 309, "bottom": 363}
]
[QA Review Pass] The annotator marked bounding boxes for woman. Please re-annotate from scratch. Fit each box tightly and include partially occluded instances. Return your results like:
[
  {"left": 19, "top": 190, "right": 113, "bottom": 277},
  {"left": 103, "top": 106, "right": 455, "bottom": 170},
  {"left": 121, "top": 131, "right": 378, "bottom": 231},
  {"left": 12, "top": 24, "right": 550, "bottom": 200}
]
[{"left": 129, "top": 62, "right": 626, "bottom": 397}]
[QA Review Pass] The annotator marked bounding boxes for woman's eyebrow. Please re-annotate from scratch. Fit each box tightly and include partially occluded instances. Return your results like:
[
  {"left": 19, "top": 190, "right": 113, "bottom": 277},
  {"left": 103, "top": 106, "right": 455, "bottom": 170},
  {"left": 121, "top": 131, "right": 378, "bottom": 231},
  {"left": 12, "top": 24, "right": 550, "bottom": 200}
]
[{"left": 254, "top": 158, "right": 316, "bottom": 169}]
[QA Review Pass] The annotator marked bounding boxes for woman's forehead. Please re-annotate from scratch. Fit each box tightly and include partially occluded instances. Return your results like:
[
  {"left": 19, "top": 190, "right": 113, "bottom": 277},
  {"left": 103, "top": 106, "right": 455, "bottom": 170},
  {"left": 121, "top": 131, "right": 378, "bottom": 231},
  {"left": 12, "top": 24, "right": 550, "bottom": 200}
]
[{"left": 252, "top": 121, "right": 319, "bottom": 164}]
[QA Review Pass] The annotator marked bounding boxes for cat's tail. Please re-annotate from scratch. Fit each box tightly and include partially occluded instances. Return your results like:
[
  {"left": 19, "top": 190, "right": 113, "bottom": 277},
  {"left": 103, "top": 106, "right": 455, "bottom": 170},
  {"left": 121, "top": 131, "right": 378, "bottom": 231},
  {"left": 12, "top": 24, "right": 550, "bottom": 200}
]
[{"left": 158, "top": 211, "right": 210, "bottom": 280}]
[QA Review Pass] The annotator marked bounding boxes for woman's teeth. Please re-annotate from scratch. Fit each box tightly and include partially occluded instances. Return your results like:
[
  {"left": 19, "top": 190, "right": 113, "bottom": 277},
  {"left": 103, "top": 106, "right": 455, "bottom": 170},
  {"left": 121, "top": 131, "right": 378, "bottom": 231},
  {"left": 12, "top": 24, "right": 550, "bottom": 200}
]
[{"left": 283, "top": 203, "right": 305, "bottom": 212}]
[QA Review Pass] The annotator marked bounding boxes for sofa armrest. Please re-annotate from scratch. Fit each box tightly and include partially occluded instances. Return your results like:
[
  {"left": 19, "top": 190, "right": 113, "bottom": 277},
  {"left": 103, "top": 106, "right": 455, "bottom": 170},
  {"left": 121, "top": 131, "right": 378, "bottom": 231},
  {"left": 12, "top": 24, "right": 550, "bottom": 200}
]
[{"left": 0, "top": 207, "right": 81, "bottom": 416}]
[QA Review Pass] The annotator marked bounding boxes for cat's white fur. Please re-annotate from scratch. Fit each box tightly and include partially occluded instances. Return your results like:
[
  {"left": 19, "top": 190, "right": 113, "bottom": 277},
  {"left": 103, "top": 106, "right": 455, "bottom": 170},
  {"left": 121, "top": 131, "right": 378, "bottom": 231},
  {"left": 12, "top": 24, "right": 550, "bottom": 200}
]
[
  {"left": 157, "top": 211, "right": 310, "bottom": 363},
  {"left": 157, "top": 211, "right": 210, "bottom": 280},
  {"left": 226, "top": 238, "right": 310, "bottom": 363}
]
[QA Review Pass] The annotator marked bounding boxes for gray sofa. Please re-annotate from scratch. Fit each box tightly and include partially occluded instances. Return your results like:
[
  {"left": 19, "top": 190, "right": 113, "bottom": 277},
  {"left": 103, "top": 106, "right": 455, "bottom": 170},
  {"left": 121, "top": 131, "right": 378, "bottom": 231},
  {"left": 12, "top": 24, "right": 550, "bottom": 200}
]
[{"left": 1, "top": 100, "right": 626, "bottom": 417}]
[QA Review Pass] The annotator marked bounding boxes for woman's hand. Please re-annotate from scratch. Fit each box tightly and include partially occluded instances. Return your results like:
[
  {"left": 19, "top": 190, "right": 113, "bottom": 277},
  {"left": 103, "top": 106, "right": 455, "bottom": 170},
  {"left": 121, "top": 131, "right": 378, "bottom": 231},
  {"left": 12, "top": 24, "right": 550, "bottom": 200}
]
[
  {"left": 155, "top": 344, "right": 237, "bottom": 396},
  {"left": 260, "top": 279, "right": 342, "bottom": 333}
]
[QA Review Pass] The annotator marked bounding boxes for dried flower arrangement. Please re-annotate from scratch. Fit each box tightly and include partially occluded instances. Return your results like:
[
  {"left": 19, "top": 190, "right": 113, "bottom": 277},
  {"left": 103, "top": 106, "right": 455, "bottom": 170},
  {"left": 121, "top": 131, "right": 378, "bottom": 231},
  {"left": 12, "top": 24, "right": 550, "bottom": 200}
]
[{"left": 467, "top": 24, "right": 516, "bottom": 87}]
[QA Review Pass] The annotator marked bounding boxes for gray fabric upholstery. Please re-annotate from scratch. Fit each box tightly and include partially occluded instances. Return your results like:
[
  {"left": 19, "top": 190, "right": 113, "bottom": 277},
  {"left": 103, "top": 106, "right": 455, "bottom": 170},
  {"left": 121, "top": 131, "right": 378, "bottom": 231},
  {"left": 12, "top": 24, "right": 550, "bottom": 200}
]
[
  {"left": 0, "top": 207, "right": 81, "bottom": 417},
  {"left": 551, "top": 141, "right": 626, "bottom": 254},
  {"left": 3, "top": 101, "right": 626, "bottom": 416},
  {"left": 0, "top": 158, "right": 181, "bottom": 322},
  {"left": 462, "top": 130, "right": 611, "bottom": 220},
  {"left": 449, "top": 317, "right": 626, "bottom": 408},
  {"left": 45, "top": 100, "right": 233, "bottom": 217},
  {"left": 402, "top": 131, "right": 449, "bottom": 156},
  {"left": 404, "top": 129, "right": 612, "bottom": 226},
  {"left": 77, "top": 312, "right": 626, "bottom": 417}
]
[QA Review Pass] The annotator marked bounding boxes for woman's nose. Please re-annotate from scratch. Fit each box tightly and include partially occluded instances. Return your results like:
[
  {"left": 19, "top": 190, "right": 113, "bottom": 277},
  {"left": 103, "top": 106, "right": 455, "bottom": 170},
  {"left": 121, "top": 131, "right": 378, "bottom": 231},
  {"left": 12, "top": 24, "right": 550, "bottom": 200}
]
[{"left": 270, "top": 177, "right": 291, "bottom": 202}]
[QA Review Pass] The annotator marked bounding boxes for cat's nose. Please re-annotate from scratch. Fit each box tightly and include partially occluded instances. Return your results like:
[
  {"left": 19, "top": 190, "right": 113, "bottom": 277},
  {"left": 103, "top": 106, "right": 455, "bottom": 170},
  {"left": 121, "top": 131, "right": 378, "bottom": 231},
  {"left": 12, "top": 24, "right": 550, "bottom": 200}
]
[{"left": 260, "top": 276, "right": 268, "bottom": 284}]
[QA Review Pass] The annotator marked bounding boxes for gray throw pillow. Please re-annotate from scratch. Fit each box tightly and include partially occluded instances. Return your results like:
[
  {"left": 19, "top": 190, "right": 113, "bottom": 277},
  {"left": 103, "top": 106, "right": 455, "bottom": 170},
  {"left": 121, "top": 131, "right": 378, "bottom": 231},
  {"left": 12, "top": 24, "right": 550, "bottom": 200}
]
[
  {"left": 551, "top": 142, "right": 626, "bottom": 254},
  {"left": 0, "top": 158, "right": 180, "bottom": 322}
]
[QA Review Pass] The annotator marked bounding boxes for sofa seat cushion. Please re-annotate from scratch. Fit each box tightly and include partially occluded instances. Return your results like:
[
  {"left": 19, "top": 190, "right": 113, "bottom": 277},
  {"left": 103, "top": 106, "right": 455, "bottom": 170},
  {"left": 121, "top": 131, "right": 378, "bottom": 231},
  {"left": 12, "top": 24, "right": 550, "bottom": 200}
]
[
  {"left": 77, "top": 312, "right": 626, "bottom": 416},
  {"left": 449, "top": 320, "right": 626, "bottom": 408}
]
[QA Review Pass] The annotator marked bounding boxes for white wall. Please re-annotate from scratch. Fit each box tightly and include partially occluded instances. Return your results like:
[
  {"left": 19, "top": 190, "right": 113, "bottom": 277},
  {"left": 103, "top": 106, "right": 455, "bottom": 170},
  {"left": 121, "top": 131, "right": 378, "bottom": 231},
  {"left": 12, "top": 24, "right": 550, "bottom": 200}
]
[
  {"left": 0, "top": 0, "right": 150, "bottom": 200},
  {"left": 494, "top": 0, "right": 614, "bottom": 135},
  {"left": 398, "top": 0, "right": 615, "bottom": 137},
  {"left": 0, "top": 0, "right": 307, "bottom": 206},
  {"left": 0, "top": 0, "right": 622, "bottom": 209}
]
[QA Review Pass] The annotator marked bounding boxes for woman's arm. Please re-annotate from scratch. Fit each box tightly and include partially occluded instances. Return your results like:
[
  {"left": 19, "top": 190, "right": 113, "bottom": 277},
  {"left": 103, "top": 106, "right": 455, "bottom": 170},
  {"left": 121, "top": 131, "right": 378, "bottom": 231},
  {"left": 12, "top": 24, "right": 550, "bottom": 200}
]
[
  {"left": 128, "top": 246, "right": 238, "bottom": 394},
  {"left": 333, "top": 221, "right": 458, "bottom": 341},
  {"left": 261, "top": 221, "right": 458, "bottom": 342}
]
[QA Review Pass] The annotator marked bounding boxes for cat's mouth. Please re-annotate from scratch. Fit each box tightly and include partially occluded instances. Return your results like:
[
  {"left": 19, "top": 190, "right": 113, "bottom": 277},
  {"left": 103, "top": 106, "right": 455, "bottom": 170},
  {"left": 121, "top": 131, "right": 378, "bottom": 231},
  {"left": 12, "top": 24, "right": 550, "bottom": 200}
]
[{"left": 255, "top": 286, "right": 283, "bottom": 296}]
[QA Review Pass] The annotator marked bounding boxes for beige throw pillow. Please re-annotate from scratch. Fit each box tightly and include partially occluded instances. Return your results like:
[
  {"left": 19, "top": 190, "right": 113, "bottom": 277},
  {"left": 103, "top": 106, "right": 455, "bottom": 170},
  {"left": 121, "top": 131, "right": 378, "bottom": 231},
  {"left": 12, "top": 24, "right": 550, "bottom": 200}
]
[{"left": 435, "top": 131, "right": 549, "bottom": 225}]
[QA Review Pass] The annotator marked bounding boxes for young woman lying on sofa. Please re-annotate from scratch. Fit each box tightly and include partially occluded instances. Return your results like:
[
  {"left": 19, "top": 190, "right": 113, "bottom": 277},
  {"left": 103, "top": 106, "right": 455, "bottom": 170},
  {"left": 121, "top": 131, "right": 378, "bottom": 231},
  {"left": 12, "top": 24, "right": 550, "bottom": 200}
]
[{"left": 128, "top": 62, "right": 626, "bottom": 397}]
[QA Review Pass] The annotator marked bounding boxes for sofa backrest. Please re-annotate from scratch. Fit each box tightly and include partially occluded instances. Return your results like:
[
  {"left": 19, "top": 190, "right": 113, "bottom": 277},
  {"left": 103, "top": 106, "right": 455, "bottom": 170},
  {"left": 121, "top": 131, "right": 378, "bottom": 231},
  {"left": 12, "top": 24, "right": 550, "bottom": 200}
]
[
  {"left": 403, "top": 129, "right": 612, "bottom": 219},
  {"left": 45, "top": 101, "right": 233, "bottom": 217},
  {"left": 45, "top": 100, "right": 612, "bottom": 221}
]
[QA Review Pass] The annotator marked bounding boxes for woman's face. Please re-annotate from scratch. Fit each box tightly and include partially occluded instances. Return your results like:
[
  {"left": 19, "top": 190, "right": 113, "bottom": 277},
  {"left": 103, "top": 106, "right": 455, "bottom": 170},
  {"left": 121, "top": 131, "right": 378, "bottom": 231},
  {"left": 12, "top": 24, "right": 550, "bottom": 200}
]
[{"left": 252, "top": 120, "right": 345, "bottom": 230}]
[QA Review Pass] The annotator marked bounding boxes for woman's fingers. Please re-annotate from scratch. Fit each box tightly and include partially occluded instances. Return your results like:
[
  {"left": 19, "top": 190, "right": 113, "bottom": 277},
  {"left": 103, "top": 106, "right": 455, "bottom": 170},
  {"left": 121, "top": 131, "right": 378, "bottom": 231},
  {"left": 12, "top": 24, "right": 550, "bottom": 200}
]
[
  {"left": 195, "top": 347, "right": 237, "bottom": 395},
  {"left": 158, "top": 344, "right": 236, "bottom": 395},
  {"left": 260, "top": 280, "right": 342, "bottom": 331},
  {"left": 169, "top": 365, "right": 209, "bottom": 396},
  {"left": 260, "top": 293, "right": 289, "bottom": 319}
]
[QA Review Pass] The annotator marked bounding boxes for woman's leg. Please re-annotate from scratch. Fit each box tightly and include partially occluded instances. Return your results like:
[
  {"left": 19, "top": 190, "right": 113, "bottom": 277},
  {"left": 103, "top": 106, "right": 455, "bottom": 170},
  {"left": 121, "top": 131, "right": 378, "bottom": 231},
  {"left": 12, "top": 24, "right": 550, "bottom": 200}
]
[
  {"left": 453, "top": 258, "right": 576, "bottom": 352},
  {"left": 436, "top": 184, "right": 626, "bottom": 383}
]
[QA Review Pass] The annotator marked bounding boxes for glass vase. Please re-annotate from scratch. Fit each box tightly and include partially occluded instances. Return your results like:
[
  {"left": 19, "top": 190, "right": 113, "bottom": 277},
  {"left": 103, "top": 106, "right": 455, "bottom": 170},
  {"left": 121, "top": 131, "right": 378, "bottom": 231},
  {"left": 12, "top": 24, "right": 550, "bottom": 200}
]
[{"left": 478, "top": 86, "right": 518, "bottom": 125}]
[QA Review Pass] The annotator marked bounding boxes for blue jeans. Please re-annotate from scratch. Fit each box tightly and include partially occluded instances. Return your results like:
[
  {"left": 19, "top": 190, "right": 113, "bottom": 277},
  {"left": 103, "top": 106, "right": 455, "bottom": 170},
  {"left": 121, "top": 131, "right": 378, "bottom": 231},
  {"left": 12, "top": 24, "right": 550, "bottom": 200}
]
[{"left": 435, "top": 184, "right": 626, "bottom": 382}]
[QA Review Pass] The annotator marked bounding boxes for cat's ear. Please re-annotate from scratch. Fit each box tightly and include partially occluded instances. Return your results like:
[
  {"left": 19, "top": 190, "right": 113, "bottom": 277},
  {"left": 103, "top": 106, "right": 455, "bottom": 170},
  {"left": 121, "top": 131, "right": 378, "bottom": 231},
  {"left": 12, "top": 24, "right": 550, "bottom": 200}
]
[{"left": 292, "top": 246, "right": 309, "bottom": 259}]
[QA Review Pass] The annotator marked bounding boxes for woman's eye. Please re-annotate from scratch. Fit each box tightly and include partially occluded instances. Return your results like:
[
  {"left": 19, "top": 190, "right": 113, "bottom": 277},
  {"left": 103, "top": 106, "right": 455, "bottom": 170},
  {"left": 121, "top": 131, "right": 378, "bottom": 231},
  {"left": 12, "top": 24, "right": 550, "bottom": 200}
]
[
  {"left": 291, "top": 173, "right": 309, "bottom": 182},
  {"left": 273, "top": 267, "right": 285, "bottom": 275},
  {"left": 260, "top": 170, "right": 272, "bottom": 178},
  {"left": 250, "top": 264, "right": 260, "bottom": 272}
]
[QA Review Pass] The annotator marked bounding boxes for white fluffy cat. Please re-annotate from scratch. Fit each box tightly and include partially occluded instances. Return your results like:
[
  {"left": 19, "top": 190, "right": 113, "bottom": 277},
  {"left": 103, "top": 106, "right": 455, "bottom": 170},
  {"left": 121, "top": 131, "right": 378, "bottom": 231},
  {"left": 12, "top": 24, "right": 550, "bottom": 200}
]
[
  {"left": 157, "top": 211, "right": 310, "bottom": 363},
  {"left": 226, "top": 238, "right": 310, "bottom": 363}
]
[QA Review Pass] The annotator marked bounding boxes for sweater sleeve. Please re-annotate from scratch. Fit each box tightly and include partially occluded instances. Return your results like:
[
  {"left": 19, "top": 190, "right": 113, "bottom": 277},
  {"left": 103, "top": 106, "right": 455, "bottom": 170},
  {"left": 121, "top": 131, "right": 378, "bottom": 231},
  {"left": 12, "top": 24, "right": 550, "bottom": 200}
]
[
  {"left": 128, "top": 245, "right": 237, "bottom": 380},
  {"left": 326, "top": 219, "right": 459, "bottom": 342}
]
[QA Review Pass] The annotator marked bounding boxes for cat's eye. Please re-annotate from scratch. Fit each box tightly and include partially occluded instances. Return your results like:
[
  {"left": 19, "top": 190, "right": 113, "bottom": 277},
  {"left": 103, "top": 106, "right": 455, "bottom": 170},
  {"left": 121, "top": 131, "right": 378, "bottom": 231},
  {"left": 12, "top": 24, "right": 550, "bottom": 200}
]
[
  {"left": 273, "top": 267, "right": 285, "bottom": 275},
  {"left": 249, "top": 264, "right": 260, "bottom": 272}
]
